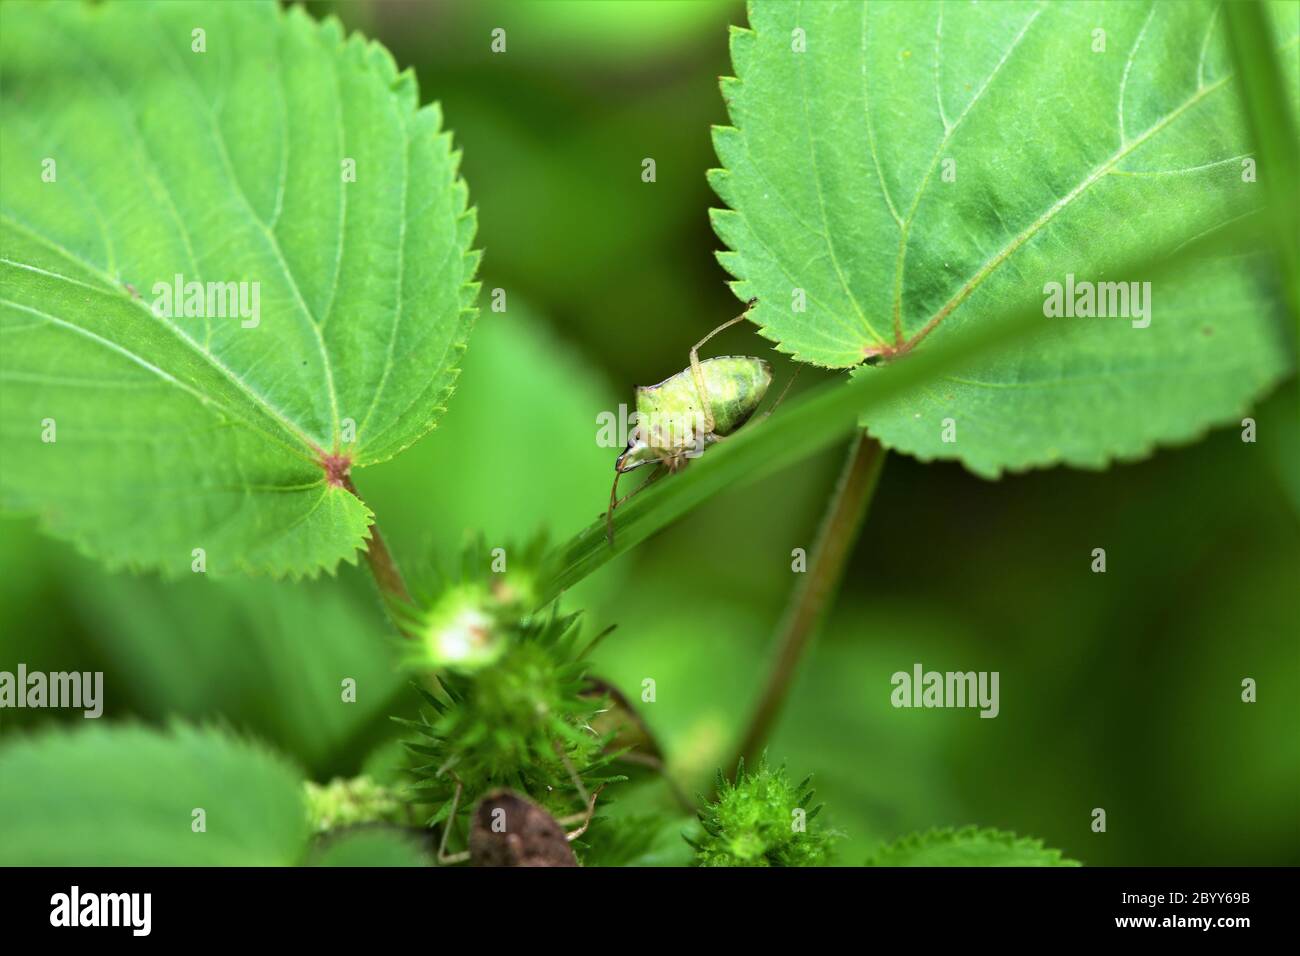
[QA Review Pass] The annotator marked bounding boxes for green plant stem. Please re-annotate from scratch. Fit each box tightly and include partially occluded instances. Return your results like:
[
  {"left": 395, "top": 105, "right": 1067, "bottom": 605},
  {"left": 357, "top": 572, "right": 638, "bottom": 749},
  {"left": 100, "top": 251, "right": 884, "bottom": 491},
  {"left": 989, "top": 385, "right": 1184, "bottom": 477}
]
[
  {"left": 536, "top": 214, "right": 1269, "bottom": 604},
  {"left": 1221, "top": 1, "right": 1300, "bottom": 333},
  {"left": 733, "top": 431, "right": 886, "bottom": 768},
  {"left": 342, "top": 475, "right": 413, "bottom": 613}
]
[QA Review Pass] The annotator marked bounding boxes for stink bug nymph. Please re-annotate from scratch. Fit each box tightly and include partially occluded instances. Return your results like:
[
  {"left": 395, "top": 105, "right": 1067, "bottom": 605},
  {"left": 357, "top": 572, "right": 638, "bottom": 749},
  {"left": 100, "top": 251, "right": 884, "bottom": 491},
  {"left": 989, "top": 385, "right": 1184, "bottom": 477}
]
[{"left": 606, "top": 300, "right": 775, "bottom": 545}]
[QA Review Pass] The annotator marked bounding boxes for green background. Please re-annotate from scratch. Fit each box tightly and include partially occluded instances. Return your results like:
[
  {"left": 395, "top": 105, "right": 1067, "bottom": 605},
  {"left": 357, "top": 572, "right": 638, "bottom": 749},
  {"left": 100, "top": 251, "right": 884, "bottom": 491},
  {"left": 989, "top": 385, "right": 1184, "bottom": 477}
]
[{"left": 1, "top": 0, "right": 1296, "bottom": 866}]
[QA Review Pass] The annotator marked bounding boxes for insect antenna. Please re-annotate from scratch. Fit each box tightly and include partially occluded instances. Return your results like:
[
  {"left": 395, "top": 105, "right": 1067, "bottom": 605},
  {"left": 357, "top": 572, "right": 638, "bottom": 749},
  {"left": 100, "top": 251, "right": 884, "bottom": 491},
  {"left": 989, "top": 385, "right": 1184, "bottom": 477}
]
[{"left": 756, "top": 364, "right": 802, "bottom": 424}]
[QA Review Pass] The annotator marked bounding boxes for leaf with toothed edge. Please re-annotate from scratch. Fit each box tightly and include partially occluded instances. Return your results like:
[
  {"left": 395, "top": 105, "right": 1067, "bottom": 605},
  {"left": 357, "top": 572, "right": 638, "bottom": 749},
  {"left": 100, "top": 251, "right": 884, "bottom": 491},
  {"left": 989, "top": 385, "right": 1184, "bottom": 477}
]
[
  {"left": 0, "top": 0, "right": 480, "bottom": 577},
  {"left": 865, "top": 826, "right": 1080, "bottom": 867},
  {"left": 710, "top": 0, "right": 1297, "bottom": 477},
  {"left": 0, "top": 723, "right": 309, "bottom": 866}
]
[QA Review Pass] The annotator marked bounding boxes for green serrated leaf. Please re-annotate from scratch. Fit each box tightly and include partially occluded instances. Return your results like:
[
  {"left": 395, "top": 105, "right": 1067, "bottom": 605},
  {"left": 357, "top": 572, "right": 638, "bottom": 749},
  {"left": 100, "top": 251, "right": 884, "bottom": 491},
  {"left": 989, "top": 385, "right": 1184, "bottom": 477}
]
[
  {"left": 0, "top": 723, "right": 308, "bottom": 865},
  {"left": 0, "top": 0, "right": 479, "bottom": 576},
  {"left": 712, "top": 0, "right": 1297, "bottom": 476},
  {"left": 865, "top": 826, "right": 1081, "bottom": 867},
  {"left": 310, "top": 826, "right": 430, "bottom": 867}
]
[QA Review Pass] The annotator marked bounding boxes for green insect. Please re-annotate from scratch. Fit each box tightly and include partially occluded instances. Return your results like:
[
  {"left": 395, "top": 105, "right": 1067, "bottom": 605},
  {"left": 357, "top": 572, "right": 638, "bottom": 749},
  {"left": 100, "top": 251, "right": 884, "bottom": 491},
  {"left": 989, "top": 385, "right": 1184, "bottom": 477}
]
[{"left": 606, "top": 300, "right": 777, "bottom": 546}]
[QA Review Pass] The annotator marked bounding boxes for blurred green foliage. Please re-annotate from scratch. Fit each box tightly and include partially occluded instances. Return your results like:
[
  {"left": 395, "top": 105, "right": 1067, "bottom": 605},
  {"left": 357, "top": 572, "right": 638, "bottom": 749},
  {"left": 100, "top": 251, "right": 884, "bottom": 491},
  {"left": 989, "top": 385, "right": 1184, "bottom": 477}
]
[
  {"left": 0, "top": 723, "right": 309, "bottom": 865},
  {"left": 1, "top": 0, "right": 1296, "bottom": 866}
]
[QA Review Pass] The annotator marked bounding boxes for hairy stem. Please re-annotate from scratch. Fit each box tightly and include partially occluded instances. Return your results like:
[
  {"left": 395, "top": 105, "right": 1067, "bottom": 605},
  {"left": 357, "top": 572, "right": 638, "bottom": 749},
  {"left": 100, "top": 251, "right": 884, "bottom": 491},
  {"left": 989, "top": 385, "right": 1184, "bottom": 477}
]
[
  {"left": 733, "top": 431, "right": 886, "bottom": 767},
  {"left": 342, "top": 475, "right": 413, "bottom": 612}
]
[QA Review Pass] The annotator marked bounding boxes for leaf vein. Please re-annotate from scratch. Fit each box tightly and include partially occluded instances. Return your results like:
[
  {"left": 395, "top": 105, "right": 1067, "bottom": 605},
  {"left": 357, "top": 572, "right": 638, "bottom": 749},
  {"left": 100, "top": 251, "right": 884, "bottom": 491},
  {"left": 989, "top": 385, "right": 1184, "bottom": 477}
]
[
  {"left": 146, "top": 15, "right": 341, "bottom": 446},
  {"left": 0, "top": 234, "right": 321, "bottom": 461},
  {"left": 1118, "top": 4, "right": 1158, "bottom": 147},
  {"left": 890, "top": 3, "right": 1045, "bottom": 341},
  {"left": 794, "top": 0, "right": 879, "bottom": 345},
  {"left": 860, "top": 2, "right": 903, "bottom": 226}
]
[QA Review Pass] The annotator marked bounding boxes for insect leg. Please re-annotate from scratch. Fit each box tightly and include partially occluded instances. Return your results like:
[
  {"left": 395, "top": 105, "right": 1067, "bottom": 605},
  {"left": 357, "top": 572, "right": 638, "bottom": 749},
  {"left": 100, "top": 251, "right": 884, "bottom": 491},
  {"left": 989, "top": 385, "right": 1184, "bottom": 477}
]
[
  {"left": 689, "top": 299, "right": 757, "bottom": 438},
  {"left": 617, "top": 465, "right": 667, "bottom": 505},
  {"left": 605, "top": 470, "right": 622, "bottom": 547},
  {"left": 437, "top": 775, "right": 471, "bottom": 865},
  {"left": 605, "top": 464, "right": 666, "bottom": 547},
  {"left": 559, "top": 784, "right": 606, "bottom": 841}
]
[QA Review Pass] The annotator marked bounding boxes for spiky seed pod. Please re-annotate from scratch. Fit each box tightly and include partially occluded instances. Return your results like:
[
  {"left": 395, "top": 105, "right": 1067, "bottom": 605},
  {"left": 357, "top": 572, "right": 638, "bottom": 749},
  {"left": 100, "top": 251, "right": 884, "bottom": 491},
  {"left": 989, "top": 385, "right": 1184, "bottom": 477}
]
[
  {"left": 689, "top": 754, "right": 836, "bottom": 867},
  {"left": 390, "top": 533, "right": 549, "bottom": 674},
  {"left": 400, "top": 610, "right": 623, "bottom": 845}
]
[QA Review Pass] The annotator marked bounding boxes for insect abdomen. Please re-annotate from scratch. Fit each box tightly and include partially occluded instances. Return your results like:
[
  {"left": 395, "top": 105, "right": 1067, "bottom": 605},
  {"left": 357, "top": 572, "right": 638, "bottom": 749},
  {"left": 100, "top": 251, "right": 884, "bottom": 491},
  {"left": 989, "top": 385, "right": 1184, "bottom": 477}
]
[
  {"left": 635, "top": 356, "right": 771, "bottom": 449},
  {"left": 703, "top": 356, "right": 772, "bottom": 435}
]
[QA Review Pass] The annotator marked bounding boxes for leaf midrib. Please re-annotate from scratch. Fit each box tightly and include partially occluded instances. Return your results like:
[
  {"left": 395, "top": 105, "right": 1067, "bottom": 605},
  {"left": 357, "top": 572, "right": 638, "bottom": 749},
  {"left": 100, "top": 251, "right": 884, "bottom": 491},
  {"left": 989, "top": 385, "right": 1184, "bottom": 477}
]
[
  {"left": 3, "top": 4, "right": 412, "bottom": 467},
  {"left": 144, "top": 14, "right": 343, "bottom": 447},
  {"left": 0, "top": 232, "right": 321, "bottom": 466}
]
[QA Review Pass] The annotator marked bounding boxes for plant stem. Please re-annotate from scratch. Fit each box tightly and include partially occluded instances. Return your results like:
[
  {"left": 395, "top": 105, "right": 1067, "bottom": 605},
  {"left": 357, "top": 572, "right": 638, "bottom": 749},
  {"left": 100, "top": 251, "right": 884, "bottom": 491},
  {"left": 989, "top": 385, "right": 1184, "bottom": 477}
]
[
  {"left": 341, "top": 475, "right": 413, "bottom": 612},
  {"left": 733, "top": 431, "right": 886, "bottom": 767},
  {"left": 538, "top": 213, "right": 1260, "bottom": 604}
]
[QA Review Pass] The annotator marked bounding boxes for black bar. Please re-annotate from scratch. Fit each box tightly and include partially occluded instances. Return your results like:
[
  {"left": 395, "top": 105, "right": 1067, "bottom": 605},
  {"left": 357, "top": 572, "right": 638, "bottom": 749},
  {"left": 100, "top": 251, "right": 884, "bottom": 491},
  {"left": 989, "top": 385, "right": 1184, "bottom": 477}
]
[{"left": 0, "top": 867, "right": 1288, "bottom": 941}]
